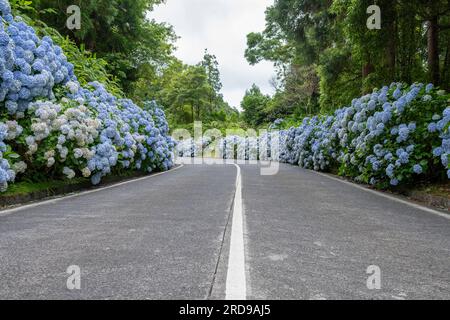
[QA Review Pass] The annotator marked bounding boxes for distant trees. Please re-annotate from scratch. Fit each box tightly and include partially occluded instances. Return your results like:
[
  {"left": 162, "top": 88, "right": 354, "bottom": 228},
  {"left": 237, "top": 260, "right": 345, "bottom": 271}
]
[
  {"left": 148, "top": 55, "right": 240, "bottom": 132},
  {"left": 23, "top": 0, "right": 241, "bottom": 132},
  {"left": 164, "top": 64, "right": 212, "bottom": 123},
  {"left": 241, "top": 85, "right": 271, "bottom": 127},
  {"left": 244, "top": 0, "right": 450, "bottom": 124}
]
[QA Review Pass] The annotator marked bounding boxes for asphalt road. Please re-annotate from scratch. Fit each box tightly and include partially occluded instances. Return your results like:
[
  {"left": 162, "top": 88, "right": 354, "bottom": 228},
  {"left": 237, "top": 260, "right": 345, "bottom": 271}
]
[{"left": 0, "top": 162, "right": 449, "bottom": 300}]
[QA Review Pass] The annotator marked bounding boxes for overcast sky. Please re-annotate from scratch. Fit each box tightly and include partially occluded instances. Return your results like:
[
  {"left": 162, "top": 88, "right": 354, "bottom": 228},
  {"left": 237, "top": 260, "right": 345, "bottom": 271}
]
[{"left": 148, "top": 0, "right": 275, "bottom": 110}]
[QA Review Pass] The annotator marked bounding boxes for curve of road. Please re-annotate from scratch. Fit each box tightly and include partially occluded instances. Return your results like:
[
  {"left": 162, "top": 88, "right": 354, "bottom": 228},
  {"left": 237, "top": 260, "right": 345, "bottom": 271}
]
[{"left": 0, "top": 163, "right": 449, "bottom": 300}]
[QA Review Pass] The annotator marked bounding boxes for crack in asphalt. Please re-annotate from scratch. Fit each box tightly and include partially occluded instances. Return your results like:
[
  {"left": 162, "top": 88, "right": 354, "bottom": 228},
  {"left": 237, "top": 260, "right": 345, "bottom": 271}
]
[{"left": 206, "top": 179, "right": 235, "bottom": 299}]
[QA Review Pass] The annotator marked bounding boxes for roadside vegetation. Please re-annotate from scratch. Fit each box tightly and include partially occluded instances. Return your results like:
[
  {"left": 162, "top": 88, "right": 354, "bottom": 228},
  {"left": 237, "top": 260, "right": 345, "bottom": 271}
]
[
  {"left": 0, "top": 0, "right": 175, "bottom": 193},
  {"left": 242, "top": 0, "right": 450, "bottom": 126},
  {"left": 1, "top": 0, "right": 449, "bottom": 199}
]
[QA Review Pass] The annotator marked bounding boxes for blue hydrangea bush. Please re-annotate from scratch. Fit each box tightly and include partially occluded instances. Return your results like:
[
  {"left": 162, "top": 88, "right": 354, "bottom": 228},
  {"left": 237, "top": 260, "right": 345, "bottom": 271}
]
[
  {"left": 218, "top": 136, "right": 239, "bottom": 159},
  {"left": 205, "top": 82, "right": 449, "bottom": 189},
  {"left": 276, "top": 83, "right": 450, "bottom": 188},
  {"left": 0, "top": 0, "right": 175, "bottom": 192},
  {"left": 176, "top": 137, "right": 212, "bottom": 158},
  {"left": 215, "top": 133, "right": 279, "bottom": 161}
]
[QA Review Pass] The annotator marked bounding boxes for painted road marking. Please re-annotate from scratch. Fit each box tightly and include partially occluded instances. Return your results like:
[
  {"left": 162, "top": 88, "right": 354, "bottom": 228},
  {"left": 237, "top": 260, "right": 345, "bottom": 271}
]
[
  {"left": 226, "top": 164, "right": 247, "bottom": 300},
  {"left": 0, "top": 165, "right": 185, "bottom": 217}
]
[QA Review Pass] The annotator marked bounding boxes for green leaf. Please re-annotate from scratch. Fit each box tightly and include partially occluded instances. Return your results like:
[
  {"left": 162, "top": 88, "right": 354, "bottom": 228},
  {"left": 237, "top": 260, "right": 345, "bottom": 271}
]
[{"left": 8, "top": 153, "right": 20, "bottom": 159}]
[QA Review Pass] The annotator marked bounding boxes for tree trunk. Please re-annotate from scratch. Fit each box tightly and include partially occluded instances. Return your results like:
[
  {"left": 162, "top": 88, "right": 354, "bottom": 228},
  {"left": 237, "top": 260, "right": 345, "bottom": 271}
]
[
  {"left": 386, "top": 16, "right": 397, "bottom": 81},
  {"left": 362, "top": 63, "right": 375, "bottom": 78},
  {"left": 385, "top": 1, "right": 397, "bottom": 80},
  {"left": 427, "top": 16, "right": 440, "bottom": 85},
  {"left": 386, "top": 34, "right": 397, "bottom": 81},
  {"left": 443, "top": 38, "right": 450, "bottom": 90}
]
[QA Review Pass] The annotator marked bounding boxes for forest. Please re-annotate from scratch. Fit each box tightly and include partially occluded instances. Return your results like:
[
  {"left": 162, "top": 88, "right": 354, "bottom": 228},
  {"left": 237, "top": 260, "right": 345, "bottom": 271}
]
[
  {"left": 243, "top": 0, "right": 450, "bottom": 127},
  {"left": 9, "top": 0, "right": 241, "bottom": 134},
  {"left": 1, "top": 0, "right": 449, "bottom": 191},
  {"left": 10, "top": 1, "right": 450, "bottom": 130}
]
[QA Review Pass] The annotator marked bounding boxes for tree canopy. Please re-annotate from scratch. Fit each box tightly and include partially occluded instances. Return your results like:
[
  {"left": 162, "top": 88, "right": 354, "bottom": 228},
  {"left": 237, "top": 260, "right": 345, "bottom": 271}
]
[
  {"left": 16, "top": 0, "right": 450, "bottom": 131},
  {"left": 244, "top": 0, "right": 450, "bottom": 126},
  {"left": 17, "top": 0, "right": 241, "bottom": 133}
]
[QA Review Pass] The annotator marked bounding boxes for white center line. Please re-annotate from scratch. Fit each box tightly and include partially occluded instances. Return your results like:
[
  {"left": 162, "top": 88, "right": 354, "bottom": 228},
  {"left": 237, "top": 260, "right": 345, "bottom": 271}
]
[{"left": 226, "top": 164, "right": 247, "bottom": 300}]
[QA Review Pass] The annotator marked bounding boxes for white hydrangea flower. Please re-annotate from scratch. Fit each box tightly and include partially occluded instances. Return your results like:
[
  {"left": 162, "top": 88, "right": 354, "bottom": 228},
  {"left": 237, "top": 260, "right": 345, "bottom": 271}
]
[
  {"left": 66, "top": 81, "right": 80, "bottom": 94},
  {"left": 25, "top": 136, "right": 35, "bottom": 146},
  {"left": 5, "top": 121, "right": 23, "bottom": 140},
  {"left": 27, "top": 144, "right": 38, "bottom": 155},
  {"left": 59, "top": 147, "right": 69, "bottom": 159},
  {"left": 81, "top": 167, "right": 91, "bottom": 178},
  {"left": 12, "top": 161, "right": 27, "bottom": 174},
  {"left": 74, "top": 148, "right": 83, "bottom": 159},
  {"left": 47, "top": 157, "right": 55, "bottom": 167},
  {"left": 62, "top": 167, "right": 76, "bottom": 179}
]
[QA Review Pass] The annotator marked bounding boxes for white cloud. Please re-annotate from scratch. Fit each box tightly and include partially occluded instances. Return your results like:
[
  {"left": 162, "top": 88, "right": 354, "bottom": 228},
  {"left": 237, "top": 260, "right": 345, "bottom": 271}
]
[{"left": 148, "top": 0, "right": 275, "bottom": 110}]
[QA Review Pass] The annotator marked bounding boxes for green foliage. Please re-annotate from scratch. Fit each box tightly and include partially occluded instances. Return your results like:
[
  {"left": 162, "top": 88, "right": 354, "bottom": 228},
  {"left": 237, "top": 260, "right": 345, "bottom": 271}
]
[
  {"left": 244, "top": 0, "right": 450, "bottom": 126},
  {"left": 10, "top": 0, "right": 35, "bottom": 12},
  {"left": 241, "top": 85, "right": 270, "bottom": 127},
  {"left": 201, "top": 49, "right": 223, "bottom": 93},
  {"left": 147, "top": 55, "right": 242, "bottom": 134},
  {"left": 25, "top": 0, "right": 241, "bottom": 133},
  {"left": 16, "top": 0, "right": 242, "bottom": 136},
  {"left": 1, "top": 178, "right": 87, "bottom": 197},
  {"left": 48, "top": 34, "right": 124, "bottom": 97},
  {"left": 30, "top": 0, "right": 176, "bottom": 94}
]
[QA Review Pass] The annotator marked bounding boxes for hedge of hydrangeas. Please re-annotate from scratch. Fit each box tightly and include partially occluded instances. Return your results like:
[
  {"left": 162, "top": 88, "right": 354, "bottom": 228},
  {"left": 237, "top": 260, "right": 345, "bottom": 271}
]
[
  {"left": 179, "top": 82, "right": 449, "bottom": 189},
  {"left": 275, "top": 83, "right": 450, "bottom": 188},
  {"left": 180, "top": 133, "right": 280, "bottom": 162},
  {"left": 265, "top": 83, "right": 449, "bottom": 188},
  {"left": 176, "top": 137, "right": 212, "bottom": 158},
  {"left": 0, "top": 0, "right": 175, "bottom": 192}
]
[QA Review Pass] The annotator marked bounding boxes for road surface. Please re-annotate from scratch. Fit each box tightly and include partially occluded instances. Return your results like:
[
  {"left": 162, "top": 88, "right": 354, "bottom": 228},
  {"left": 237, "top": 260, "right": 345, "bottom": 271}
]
[{"left": 0, "top": 163, "right": 449, "bottom": 299}]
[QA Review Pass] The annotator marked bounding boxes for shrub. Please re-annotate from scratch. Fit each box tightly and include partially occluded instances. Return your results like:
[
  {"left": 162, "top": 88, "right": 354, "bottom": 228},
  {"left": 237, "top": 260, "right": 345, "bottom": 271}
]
[
  {"left": 187, "top": 82, "right": 449, "bottom": 189},
  {"left": 276, "top": 83, "right": 450, "bottom": 188},
  {"left": 0, "top": 0, "right": 175, "bottom": 192}
]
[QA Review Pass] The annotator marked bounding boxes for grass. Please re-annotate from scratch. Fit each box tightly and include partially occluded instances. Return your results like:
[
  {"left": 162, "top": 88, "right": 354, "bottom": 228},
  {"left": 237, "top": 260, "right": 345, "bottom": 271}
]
[
  {"left": 1, "top": 177, "right": 89, "bottom": 197},
  {"left": 0, "top": 170, "right": 151, "bottom": 198},
  {"left": 413, "top": 180, "right": 450, "bottom": 198}
]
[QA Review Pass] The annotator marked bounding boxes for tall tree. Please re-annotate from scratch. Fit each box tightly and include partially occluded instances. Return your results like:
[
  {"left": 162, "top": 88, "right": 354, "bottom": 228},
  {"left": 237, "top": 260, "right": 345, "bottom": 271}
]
[
  {"left": 33, "top": 0, "right": 176, "bottom": 92},
  {"left": 244, "top": 0, "right": 450, "bottom": 124},
  {"left": 200, "top": 49, "right": 222, "bottom": 109},
  {"left": 419, "top": 0, "right": 450, "bottom": 85},
  {"left": 241, "top": 85, "right": 270, "bottom": 127},
  {"left": 201, "top": 49, "right": 222, "bottom": 93}
]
